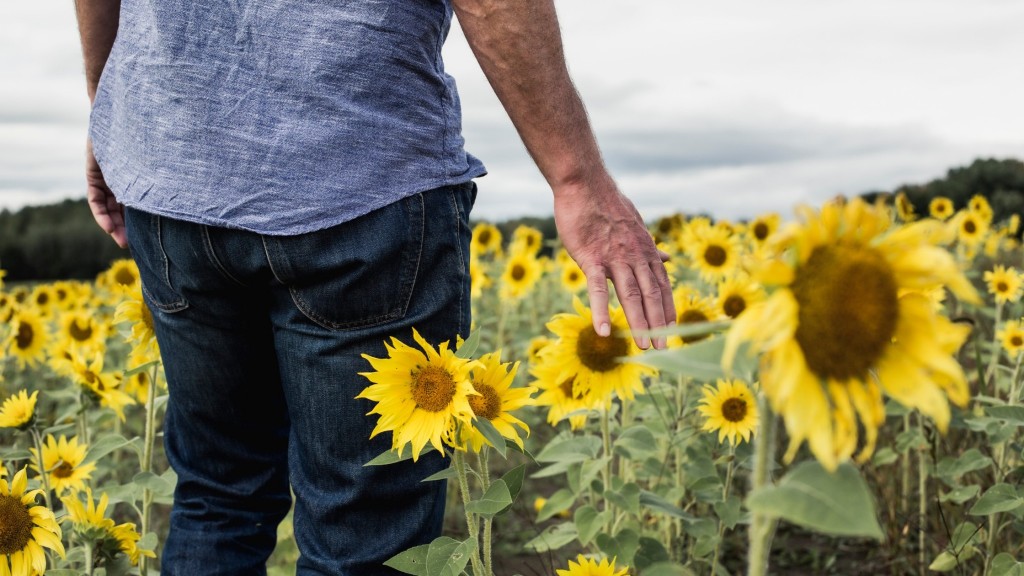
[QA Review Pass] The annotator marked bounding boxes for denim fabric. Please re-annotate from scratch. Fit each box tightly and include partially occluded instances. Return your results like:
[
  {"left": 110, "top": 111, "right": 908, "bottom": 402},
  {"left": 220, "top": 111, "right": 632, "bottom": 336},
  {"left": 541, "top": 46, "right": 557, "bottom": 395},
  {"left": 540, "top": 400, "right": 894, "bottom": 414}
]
[
  {"left": 125, "top": 182, "right": 476, "bottom": 575},
  {"left": 91, "top": 0, "right": 486, "bottom": 235}
]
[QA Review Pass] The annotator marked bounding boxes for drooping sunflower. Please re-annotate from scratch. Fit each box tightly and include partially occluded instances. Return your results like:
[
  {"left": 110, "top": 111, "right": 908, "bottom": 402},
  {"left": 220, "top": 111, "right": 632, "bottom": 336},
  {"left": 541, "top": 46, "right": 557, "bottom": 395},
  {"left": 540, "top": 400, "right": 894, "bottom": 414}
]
[
  {"left": 556, "top": 554, "right": 629, "bottom": 576},
  {"left": 459, "top": 351, "right": 535, "bottom": 452},
  {"left": 357, "top": 329, "right": 480, "bottom": 460},
  {"left": 56, "top": 309, "right": 108, "bottom": 354},
  {"left": 0, "top": 467, "right": 65, "bottom": 576},
  {"left": 114, "top": 288, "right": 160, "bottom": 358},
  {"left": 104, "top": 258, "right": 141, "bottom": 296},
  {"left": 894, "top": 192, "right": 917, "bottom": 222},
  {"left": 30, "top": 435, "right": 96, "bottom": 495},
  {"left": 984, "top": 264, "right": 1023, "bottom": 304},
  {"left": 544, "top": 297, "right": 655, "bottom": 403},
  {"left": 5, "top": 307, "right": 48, "bottom": 369},
  {"left": 698, "top": 379, "right": 758, "bottom": 446},
  {"left": 470, "top": 222, "right": 503, "bottom": 258},
  {"left": 509, "top": 225, "right": 544, "bottom": 256},
  {"left": 724, "top": 198, "right": 979, "bottom": 470},
  {"left": 683, "top": 223, "right": 741, "bottom": 283},
  {"left": 969, "top": 193, "right": 994, "bottom": 224},
  {"left": 62, "top": 488, "right": 154, "bottom": 566},
  {"left": 715, "top": 274, "right": 766, "bottom": 320},
  {"left": 500, "top": 251, "right": 544, "bottom": 300},
  {"left": 560, "top": 260, "right": 587, "bottom": 294},
  {"left": 929, "top": 197, "right": 955, "bottom": 221},
  {"left": 109, "top": 522, "right": 156, "bottom": 566},
  {"left": 0, "top": 390, "right": 38, "bottom": 430},
  {"left": 999, "top": 320, "right": 1024, "bottom": 356},
  {"left": 70, "top": 351, "right": 135, "bottom": 422}
]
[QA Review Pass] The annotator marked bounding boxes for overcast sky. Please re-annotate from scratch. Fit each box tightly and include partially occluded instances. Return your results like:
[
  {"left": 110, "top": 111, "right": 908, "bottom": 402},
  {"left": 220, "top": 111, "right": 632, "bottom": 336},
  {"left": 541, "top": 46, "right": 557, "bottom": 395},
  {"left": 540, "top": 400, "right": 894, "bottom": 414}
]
[{"left": 2, "top": 0, "right": 1023, "bottom": 223}]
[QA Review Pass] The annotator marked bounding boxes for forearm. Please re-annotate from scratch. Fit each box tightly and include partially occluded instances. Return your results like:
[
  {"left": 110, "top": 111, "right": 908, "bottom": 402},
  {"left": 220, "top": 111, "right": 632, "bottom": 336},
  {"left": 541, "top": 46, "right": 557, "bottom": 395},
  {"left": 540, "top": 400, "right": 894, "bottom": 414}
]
[
  {"left": 74, "top": 0, "right": 121, "bottom": 102},
  {"left": 452, "top": 0, "right": 610, "bottom": 195}
]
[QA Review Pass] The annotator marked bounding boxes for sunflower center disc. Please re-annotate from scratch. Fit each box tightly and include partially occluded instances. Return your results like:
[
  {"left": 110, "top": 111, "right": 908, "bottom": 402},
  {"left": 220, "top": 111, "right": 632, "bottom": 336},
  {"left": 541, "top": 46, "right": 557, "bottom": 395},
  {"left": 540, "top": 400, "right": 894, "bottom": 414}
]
[
  {"left": 753, "top": 223, "right": 770, "bottom": 241},
  {"left": 721, "top": 397, "right": 748, "bottom": 423},
  {"left": 1013, "top": 336, "right": 1023, "bottom": 347},
  {"left": 469, "top": 383, "right": 502, "bottom": 420},
  {"left": 115, "top": 268, "right": 137, "bottom": 287},
  {"left": 791, "top": 245, "right": 899, "bottom": 382},
  {"left": 723, "top": 295, "right": 747, "bottom": 319},
  {"left": 412, "top": 366, "right": 457, "bottom": 412},
  {"left": 36, "top": 293, "right": 49, "bottom": 306},
  {"left": 511, "top": 264, "right": 526, "bottom": 282},
  {"left": 52, "top": 460, "right": 76, "bottom": 479},
  {"left": 678, "top": 309, "right": 711, "bottom": 344},
  {"left": 576, "top": 327, "right": 629, "bottom": 373},
  {"left": 477, "top": 230, "right": 491, "bottom": 246},
  {"left": 0, "top": 494, "right": 33, "bottom": 555},
  {"left": 998, "top": 281, "right": 1009, "bottom": 293},
  {"left": 703, "top": 245, "right": 728, "bottom": 267},
  {"left": 15, "top": 322, "right": 33, "bottom": 350},
  {"left": 964, "top": 220, "right": 977, "bottom": 234},
  {"left": 70, "top": 319, "right": 94, "bottom": 342},
  {"left": 559, "top": 377, "right": 583, "bottom": 400}
]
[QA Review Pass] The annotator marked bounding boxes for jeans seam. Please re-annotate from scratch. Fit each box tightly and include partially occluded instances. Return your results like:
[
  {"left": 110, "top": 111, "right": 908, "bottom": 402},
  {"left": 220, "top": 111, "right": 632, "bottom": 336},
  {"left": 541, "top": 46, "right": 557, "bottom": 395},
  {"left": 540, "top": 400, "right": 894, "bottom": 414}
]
[
  {"left": 448, "top": 187, "right": 466, "bottom": 336},
  {"left": 146, "top": 213, "right": 189, "bottom": 313},
  {"left": 201, "top": 226, "right": 246, "bottom": 287}
]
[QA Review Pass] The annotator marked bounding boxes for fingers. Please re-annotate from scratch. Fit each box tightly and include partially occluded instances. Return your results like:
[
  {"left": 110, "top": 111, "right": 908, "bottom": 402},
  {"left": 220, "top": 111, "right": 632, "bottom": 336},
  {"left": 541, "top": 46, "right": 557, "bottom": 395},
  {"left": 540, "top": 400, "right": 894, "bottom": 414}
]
[
  {"left": 610, "top": 258, "right": 674, "bottom": 350},
  {"left": 586, "top": 268, "right": 611, "bottom": 337},
  {"left": 87, "top": 184, "right": 128, "bottom": 249}
]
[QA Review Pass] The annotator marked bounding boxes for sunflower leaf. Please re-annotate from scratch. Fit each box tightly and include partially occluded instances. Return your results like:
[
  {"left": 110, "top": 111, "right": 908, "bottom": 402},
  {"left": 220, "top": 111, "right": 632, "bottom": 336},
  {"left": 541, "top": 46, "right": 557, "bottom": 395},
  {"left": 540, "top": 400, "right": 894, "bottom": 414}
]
[
  {"left": 473, "top": 418, "right": 507, "bottom": 458},
  {"left": 534, "top": 433, "right": 602, "bottom": 463},
  {"left": 464, "top": 479, "right": 513, "bottom": 518},
  {"left": 421, "top": 466, "right": 457, "bottom": 482},
  {"left": 454, "top": 330, "right": 481, "bottom": 360},
  {"left": 83, "top": 433, "right": 139, "bottom": 465},
  {"left": 986, "top": 405, "right": 1024, "bottom": 426},
  {"left": 968, "top": 483, "right": 1024, "bottom": 516},
  {"left": 524, "top": 522, "right": 578, "bottom": 552},
  {"left": 639, "top": 489, "right": 698, "bottom": 522},
  {"left": 745, "top": 461, "right": 884, "bottom": 540},
  {"left": 383, "top": 543, "right": 430, "bottom": 575},
  {"left": 573, "top": 505, "right": 609, "bottom": 546},
  {"left": 500, "top": 464, "right": 527, "bottom": 505},
  {"left": 364, "top": 444, "right": 433, "bottom": 466},
  {"left": 537, "top": 487, "right": 575, "bottom": 521},
  {"left": 123, "top": 360, "right": 161, "bottom": 378},
  {"left": 991, "top": 553, "right": 1024, "bottom": 576},
  {"left": 425, "top": 536, "right": 476, "bottom": 576}
]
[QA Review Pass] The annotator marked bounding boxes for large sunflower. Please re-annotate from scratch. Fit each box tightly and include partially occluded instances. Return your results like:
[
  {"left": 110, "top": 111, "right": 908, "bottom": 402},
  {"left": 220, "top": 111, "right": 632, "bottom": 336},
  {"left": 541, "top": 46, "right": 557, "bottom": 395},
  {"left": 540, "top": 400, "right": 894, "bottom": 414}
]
[
  {"left": 544, "top": 297, "right": 655, "bottom": 403},
  {"left": 0, "top": 467, "right": 65, "bottom": 576},
  {"left": 724, "top": 198, "right": 978, "bottom": 470},
  {"left": 30, "top": 435, "right": 96, "bottom": 495},
  {"left": 698, "top": 379, "right": 758, "bottom": 446},
  {"left": 0, "top": 390, "right": 38, "bottom": 431},
  {"left": 459, "top": 351, "right": 535, "bottom": 452},
  {"left": 5, "top": 308, "right": 48, "bottom": 369},
  {"left": 530, "top": 351, "right": 603, "bottom": 431},
  {"left": 556, "top": 554, "right": 629, "bottom": 576},
  {"left": 357, "top": 329, "right": 480, "bottom": 460},
  {"left": 984, "top": 265, "right": 1023, "bottom": 304}
]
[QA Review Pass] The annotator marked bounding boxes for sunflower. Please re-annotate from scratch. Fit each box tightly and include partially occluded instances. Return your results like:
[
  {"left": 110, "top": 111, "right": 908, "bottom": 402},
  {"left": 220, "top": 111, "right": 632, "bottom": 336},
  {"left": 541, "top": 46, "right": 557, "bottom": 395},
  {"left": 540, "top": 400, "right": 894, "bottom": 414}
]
[
  {"left": 984, "top": 265, "right": 1023, "bottom": 304},
  {"left": 698, "top": 379, "right": 758, "bottom": 445},
  {"left": 357, "top": 329, "right": 480, "bottom": 460},
  {"left": 0, "top": 467, "right": 65, "bottom": 576},
  {"left": 929, "top": 197, "right": 954, "bottom": 221},
  {"left": 70, "top": 351, "right": 135, "bottom": 422},
  {"left": 747, "top": 213, "right": 781, "bottom": 246},
  {"left": 951, "top": 209, "right": 988, "bottom": 249},
  {"left": 56, "top": 309, "right": 108, "bottom": 354},
  {"left": 0, "top": 390, "right": 38, "bottom": 430},
  {"left": 28, "top": 285, "right": 56, "bottom": 318},
  {"left": 531, "top": 353, "right": 602, "bottom": 431},
  {"left": 500, "top": 251, "right": 544, "bottom": 300},
  {"left": 468, "top": 256, "right": 492, "bottom": 299},
  {"left": 724, "top": 198, "right": 978, "bottom": 470},
  {"left": 526, "top": 336, "right": 552, "bottom": 366},
  {"left": 560, "top": 260, "right": 587, "bottom": 294},
  {"left": 0, "top": 292, "right": 13, "bottom": 323},
  {"left": 969, "top": 194, "right": 993, "bottom": 224},
  {"left": 556, "top": 554, "right": 629, "bottom": 576},
  {"left": 109, "top": 522, "right": 155, "bottom": 566},
  {"left": 62, "top": 488, "right": 154, "bottom": 566},
  {"left": 459, "top": 351, "right": 535, "bottom": 452},
  {"left": 114, "top": 288, "right": 160, "bottom": 358},
  {"left": 998, "top": 320, "right": 1024, "bottom": 356},
  {"left": 894, "top": 192, "right": 917, "bottom": 222},
  {"left": 683, "top": 223, "right": 741, "bottom": 283},
  {"left": 5, "top": 308, "right": 48, "bottom": 369},
  {"left": 670, "top": 289, "right": 721, "bottom": 346},
  {"left": 30, "top": 435, "right": 96, "bottom": 495},
  {"left": 104, "top": 258, "right": 141, "bottom": 295},
  {"left": 0, "top": 268, "right": 5, "bottom": 289},
  {"left": 716, "top": 274, "right": 766, "bottom": 320},
  {"left": 510, "top": 225, "right": 544, "bottom": 256}
]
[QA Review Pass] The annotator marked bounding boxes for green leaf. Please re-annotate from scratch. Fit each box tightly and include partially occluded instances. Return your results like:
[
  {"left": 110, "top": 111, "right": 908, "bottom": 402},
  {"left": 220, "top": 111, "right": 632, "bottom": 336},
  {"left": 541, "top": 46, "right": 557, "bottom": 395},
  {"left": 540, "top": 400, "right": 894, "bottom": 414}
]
[
  {"left": 894, "top": 428, "right": 928, "bottom": 453},
  {"left": 524, "top": 522, "right": 578, "bottom": 552},
  {"left": 950, "top": 521, "right": 984, "bottom": 550},
  {"left": 133, "top": 469, "right": 176, "bottom": 497},
  {"left": 935, "top": 449, "right": 992, "bottom": 480},
  {"left": 384, "top": 544, "right": 430, "bottom": 575},
  {"left": 537, "top": 488, "right": 575, "bottom": 522},
  {"left": 364, "top": 444, "right": 433, "bottom": 466},
  {"left": 871, "top": 447, "right": 899, "bottom": 467},
  {"left": 472, "top": 417, "right": 507, "bottom": 459},
  {"left": 930, "top": 550, "right": 966, "bottom": 572},
  {"left": 614, "top": 424, "right": 658, "bottom": 459},
  {"left": 464, "top": 479, "right": 513, "bottom": 518},
  {"left": 940, "top": 485, "right": 981, "bottom": 504},
  {"left": 636, "top": 319, "right": 732, "bottom": 340},
  {"left": 714, "top": 494, "right": 743, "bottom": 530},
  {"left": 535, "top": 434, "right": 602, "bottom": 463},
  {"left": 991, "top": 553, "right": 1024, "bottom": 576},
  {"left": 745, "top": 461, "right": 884, "bottom": 540},
  {"left": 987, "top": 405, "right": 1024, "bottom": 425},
  {"left": 969, "top": 483, "right": 1024, "bottom": 515},
  {"left": 596, "top": 528, "right": 640, "bottom": 568},
  {"left": 454, "top": 330, "right": 481, "bottom": 359},
  {"left": 123, "top": 360, "right": 161, "bottom": 378},
  {"left": 639, "top": 490, "right": 697, "bottom": 522},
  {"left": 421, "top": 466, "right": 457, "bottom": 482},
  {"left": 632, "top": 336, "right": 733, "bottom": 381},
  {"left": 83, "top": 434, "right": 138, "bottom": 465},
  {"left": 573, "top": 505, "right": 608, "bottom": 546},
  {"left": 567, "top": 457, "right": 609, "bottom": 495},
  {"left": 500, "top": 464, "right": 527, "bottom": 504},
  {"left": 640, "top": 563, "right": 697, "bottom": 576},
  {"left": 604, "top": 481, "right": 641, "bottom": 516},
  {"left": 633, "top": 537, "right": 671, "bottom": 570},
  {"left": 425, "top": 536, "right": 476, "bottom": 576}
]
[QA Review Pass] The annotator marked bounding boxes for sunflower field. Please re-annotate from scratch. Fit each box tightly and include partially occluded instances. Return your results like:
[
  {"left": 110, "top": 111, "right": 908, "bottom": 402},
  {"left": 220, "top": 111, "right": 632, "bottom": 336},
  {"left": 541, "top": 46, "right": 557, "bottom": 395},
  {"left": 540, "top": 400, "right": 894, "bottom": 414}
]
[{"left": 2, "top": 193, "right": 1024, "bottom": 576}]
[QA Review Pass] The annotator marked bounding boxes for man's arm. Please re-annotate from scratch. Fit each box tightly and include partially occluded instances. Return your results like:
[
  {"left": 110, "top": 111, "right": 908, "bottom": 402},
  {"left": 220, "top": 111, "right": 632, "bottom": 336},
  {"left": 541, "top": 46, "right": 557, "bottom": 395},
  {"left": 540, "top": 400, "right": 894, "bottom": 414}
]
[
  {"left": 451, "top": 0, "right": 674, "bottom": 349},
  {"left": 75, "top": 0, "right": 126, "bottom": 248}
]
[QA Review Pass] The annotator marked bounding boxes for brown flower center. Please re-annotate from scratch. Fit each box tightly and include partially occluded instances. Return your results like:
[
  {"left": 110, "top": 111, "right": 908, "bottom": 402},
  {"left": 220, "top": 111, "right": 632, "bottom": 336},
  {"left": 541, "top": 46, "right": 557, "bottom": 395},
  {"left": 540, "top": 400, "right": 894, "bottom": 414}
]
[
  {"left": 722, "top": 295, "right": 747, "bottom": 319},
  {"left": 35, "top": 292, "right": 49, "bottom": 306},
  {"left": 753, "top": 222, "right": 770, "bottom": 241},
  {"left": 15, "top": 322, "right": 34, "bottom": 350},
  {"left": 0, "top": 494, "right": 33, "bottom": 555},
  {"left": 791, "top": 245, "right": 898, "bottom": 382},
  {"left": 964, "top": 220, "right": 977, "bottom": 234},
  {"left": 721, "top": 397, "right": 748, "bottom": 423},
  {"left": 1012, "top": 336, "right": 1023, "bottom": 348},
  {"left": 477, "top": 229, "right": 492, "bottom": 247},
  {"left": 69, "top": 319, "right": 94, "bottom": 342},
  {"left": 469, "top": 382, "right": 502, "bottom": 420},
  {"left": 997, "top": 281, "right": 1009, "bottom": 293},
  {"left": 52, "top": 460, "right": 76, "bottom": 479},
  {"left": 412, "top": 366, "right": 456, "bottom": 412},
  {"left": 679, "top": 309, "right": 711, "bottom": 344},
  {"left": 115, "top": 267, "right": 137, "bottom": 287},
  {"left": 559, "top": 376, "right": 584, "bottom": 400},
  {"left": 511, "top": 264, "right": 526, "bottom": 282},
  {"left": 703, "top": 245, "right": 728, "bottom": 268},
  {"left": 576, "top": 326, "right": 629, "bottom": 373}
]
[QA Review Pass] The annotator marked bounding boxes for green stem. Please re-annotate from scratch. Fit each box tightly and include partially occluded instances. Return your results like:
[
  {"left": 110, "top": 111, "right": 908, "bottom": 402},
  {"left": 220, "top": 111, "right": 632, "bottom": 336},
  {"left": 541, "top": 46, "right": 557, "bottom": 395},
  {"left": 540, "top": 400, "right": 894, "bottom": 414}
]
[
  {"left": 901, "top": 414, "right": 911, "bottom": 517},
  {"left": 918, "top": 417, "right": 928, "bottom": 576},
  {"left": 85, "top": 540, "right": 95, "bottom": 576},
  {"left": 29, "top": 427, "right": 53, "bottom": 511},
  {"left": 985, "top": 352, "right": 1024, "bottom": 575},
  {"left": 987, "top": 300, "right": 1004, "bottom": 394},
  {"left": 477, "top": 449, "right": 493, "bottom": 576},
  {"left": 747, "top": 393, "right": 775, "bottom": 576},
  {"left": 139, "top": 364, "right": 160, "bottom": 576},
  {"left": 711, "top": 444, "right": 737, "bottom": 576},
  {"left": 454, "top": 450, "right": 485, "bottom": 576}
]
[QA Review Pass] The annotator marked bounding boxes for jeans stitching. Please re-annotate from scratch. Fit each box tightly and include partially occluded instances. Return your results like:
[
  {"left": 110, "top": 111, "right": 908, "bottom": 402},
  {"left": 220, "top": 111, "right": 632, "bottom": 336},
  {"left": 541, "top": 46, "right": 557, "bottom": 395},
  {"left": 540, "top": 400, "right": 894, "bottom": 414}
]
[
  {"left": 146, "top": 213, "right": 189, "bottom": 313},
  {"left": 201, "top": 226, "right": 246, "bottom": 287},
  {"left": 448, "top": 187, "right": 466, "bottom": 336}
]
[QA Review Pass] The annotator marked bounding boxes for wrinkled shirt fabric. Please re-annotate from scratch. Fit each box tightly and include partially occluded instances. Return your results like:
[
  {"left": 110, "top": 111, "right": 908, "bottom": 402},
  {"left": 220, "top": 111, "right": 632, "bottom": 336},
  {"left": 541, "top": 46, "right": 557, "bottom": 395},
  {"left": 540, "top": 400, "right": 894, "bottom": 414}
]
[{"left": 90, "top": 0, "right": 486, "bottom": 235}]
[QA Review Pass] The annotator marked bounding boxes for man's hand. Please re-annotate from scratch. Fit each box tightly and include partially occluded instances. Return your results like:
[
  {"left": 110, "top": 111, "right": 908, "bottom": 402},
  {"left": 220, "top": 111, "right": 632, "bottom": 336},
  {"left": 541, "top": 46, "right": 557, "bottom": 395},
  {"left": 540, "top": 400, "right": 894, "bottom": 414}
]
[
  {"left": 554, "top": 177, "right": 674, "bottom": 350},
  {"left": 85, "top": 141, "right": 126, "bottom": 248}
]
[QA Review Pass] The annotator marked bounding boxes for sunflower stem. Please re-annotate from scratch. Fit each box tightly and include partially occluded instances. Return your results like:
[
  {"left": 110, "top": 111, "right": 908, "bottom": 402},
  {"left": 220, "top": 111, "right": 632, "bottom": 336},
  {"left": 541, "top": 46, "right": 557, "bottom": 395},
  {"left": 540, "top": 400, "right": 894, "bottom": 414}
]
[
  {"left": 29, "top": 427, "right": 53, "bottom": 511},
  {"left": 986, "top": 300, "right": 1004, "bottom": 394},
  {"left": 600, "top": 406, "right": 613, "bottom": 507},
  {"left": 476, "top": 448, "right": 493, "bottom": 576},
  {"left": 901, "top": 414, "right": 911, "bottom": 517},
  {"left": 985, "top": 351, "right": 1024, "bottom": 575},
  {"left": 453, "top": 449, "right": 485, "bottom": 576},
  {"left": 917, "top": 416, "right": 928, "bottom": 576},
  {"left": 139, "top": 363, "right": 160, "bottom": 576},
  {"left": 84, "top": 540, "right": 95, "bottom": 576},
  {"left": 711, "top": 444, "right": 737, "bottom": 576},
  {"left": 746, "top": 393, "right": 775, "bottom": 576}
]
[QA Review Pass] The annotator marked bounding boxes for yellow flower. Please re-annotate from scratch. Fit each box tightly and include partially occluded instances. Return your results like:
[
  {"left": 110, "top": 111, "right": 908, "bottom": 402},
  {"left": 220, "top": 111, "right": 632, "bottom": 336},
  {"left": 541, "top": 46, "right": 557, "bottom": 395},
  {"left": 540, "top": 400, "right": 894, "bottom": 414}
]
[
  {"left": 698, "top": 379, "right": 758, "bottom": 445},
  {"left": 725, "top": 198, "right": 978, "bottom": 470},
  {"left": 500, "top": 251, "right": 544, "bottom": 300},
  {"left": 556, "top": 554, "right": 629, "bottom": 576},
  {"left": 0, "top": 390, "right": 38, "bottom": 430},
  {"left": 460, "top": 351, "right": 535, "bottom": 452},
  {"left": 544, "top": 297, "right": 655, "bottom": 404},
  {"left": 357, "top": 329, "right": 480, "bottom": 460},
  {"left": 5, "top": 307, "right": 48, "bottom": 369},
  {"left": 30, "top": 435, "right": 96, "bottom": 495},
  {"left": 559, "top": 259, "right": 587, "bottom": 294},
  {"left": 114, "top": 288, "right": 160, "bottom": 358},
  {"left": 468, "top": 257, "right": 491, "bottom": 299},
  {"left": 670, "top": 289, "right": 721, "bottom": 347},
  {"left": 526, "top": 336, "right": 552, "bottom": 366},
  {"left": 684, "top": 223, "right": 741, "bottom": 283},
  {"left": 747, "top": 213, "right": 781, "bottom": 246},
  {"left": 509, "top": 225, "right": 544, "bottom": 256},
  {"left": 104, "top": 258, "right": 141, "bottom": 295},
  {"left": 28, "top": 285, "right": 57, "bottom": 318},
  {"left": 952, "top": 209, "right": 988, "bottom": 247},
  {"left": 530, "top": 354, "right": 602, "bottom": 431},
  {"left": 71, "top": 351, "right": 135, "bottom": 422},
  {"left": 109, "top": 522, "right": 156, "bottom": 566},
  {"left": 998, "top": 320, "right": 1024, "bottom": 356},
  {"left": 0, "top": 467, "right": 66, "bottom": 576},
  {"left": 716, "top": 274, "right": 766, "bottom": 320},
  {"left": 969, "top": 193, "right": 993, "bottom": 224},
  {"left": 471, "top": 222, "right": 503, "bottom": 258},
  {"left": 929, "top": 196, "right": 954, "bottom": 221},
  {"left": 56, "top": 309, "right": 108, "bottom": 354},
  {"left": 894, "top": 192, "right": 916, "bottom": 222},
  {"left": 984, "top": 265, "right": 1023, "bottom": 304}
]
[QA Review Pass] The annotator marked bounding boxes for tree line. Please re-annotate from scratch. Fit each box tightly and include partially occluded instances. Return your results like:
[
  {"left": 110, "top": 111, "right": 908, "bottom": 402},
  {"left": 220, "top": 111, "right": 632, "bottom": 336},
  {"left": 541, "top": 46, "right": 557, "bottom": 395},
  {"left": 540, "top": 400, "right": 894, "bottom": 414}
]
[{"left": 2, "top": 157, "right": 1022, "bottom": 282}]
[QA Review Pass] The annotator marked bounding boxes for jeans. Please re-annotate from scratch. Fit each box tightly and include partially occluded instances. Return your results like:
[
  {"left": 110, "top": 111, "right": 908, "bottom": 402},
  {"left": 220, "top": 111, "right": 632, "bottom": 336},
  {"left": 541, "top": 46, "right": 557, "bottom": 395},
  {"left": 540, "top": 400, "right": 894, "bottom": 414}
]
[{"left": 124, "top": 183, "right": 476, "bottom": 575}]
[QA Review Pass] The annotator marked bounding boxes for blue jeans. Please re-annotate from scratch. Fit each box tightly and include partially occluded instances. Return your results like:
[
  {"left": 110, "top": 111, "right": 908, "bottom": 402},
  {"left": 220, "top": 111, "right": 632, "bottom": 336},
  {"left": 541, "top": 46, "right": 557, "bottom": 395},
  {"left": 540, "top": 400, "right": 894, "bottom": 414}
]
[{"left": 124, "top": 183, "right": 476, "bottom": 575}]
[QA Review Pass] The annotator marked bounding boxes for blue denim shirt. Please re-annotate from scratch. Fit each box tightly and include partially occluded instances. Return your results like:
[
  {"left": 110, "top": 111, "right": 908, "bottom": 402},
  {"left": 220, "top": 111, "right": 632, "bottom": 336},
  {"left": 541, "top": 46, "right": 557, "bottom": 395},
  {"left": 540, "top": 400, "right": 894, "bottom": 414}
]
[{"left": 90, "top": 0, "right": 486, "bottom": 235}]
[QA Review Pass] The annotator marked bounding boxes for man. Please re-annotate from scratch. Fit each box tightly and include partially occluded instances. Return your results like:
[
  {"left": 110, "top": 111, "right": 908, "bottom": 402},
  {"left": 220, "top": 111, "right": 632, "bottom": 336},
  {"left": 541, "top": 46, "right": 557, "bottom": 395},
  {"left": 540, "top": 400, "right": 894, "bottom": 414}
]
[{"left": 76, "top": 0, "right": 675, "bottom": 573}]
